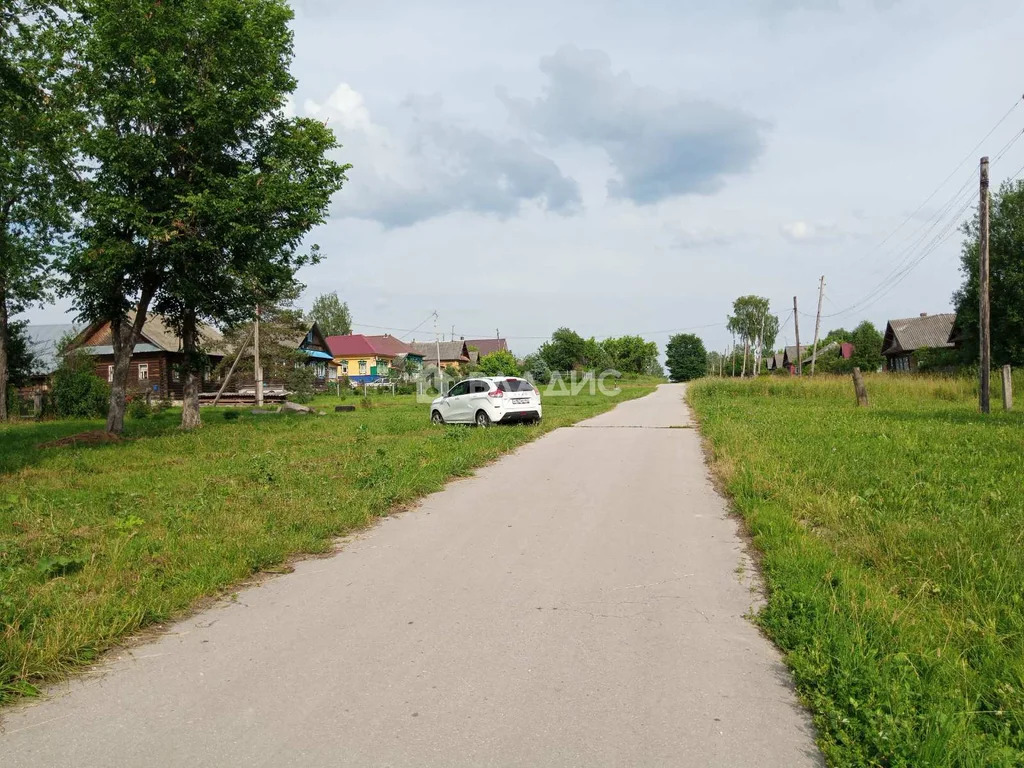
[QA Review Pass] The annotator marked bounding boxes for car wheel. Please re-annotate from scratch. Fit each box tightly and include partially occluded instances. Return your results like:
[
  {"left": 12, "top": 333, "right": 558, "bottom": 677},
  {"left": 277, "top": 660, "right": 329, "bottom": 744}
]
[
  {"left": 431, "top": 410, "right": 444, "bottom": 425},
  {"left": 475, "top": 410, "right": 491, "bottom": 428}
]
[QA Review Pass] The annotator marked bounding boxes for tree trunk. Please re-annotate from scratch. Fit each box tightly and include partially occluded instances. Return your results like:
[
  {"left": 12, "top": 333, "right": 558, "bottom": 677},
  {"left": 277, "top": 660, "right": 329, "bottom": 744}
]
[
  {"left": 0, "top": 285, "right": 9, "bottom": 422},
  {"left": 741, "top": 341, "right": 749, "bottom": 377},
  {"left": 106, "top": 297, "right": 154, "bottom": 435},
  {"left": 180, "top": 310, "right": 201, "bottom": 430}
]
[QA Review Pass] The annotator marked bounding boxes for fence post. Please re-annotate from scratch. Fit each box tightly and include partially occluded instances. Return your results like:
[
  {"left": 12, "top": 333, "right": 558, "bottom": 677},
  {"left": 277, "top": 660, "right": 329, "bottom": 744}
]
[
  {"left": 852, "top": 367, "right": 869, "bottom": 407},
  {"left": 33, "top": 388, "right": 43, "bottom": 418},
  {"left": 1002, "top": 365, "right": 1013, "bottom": 411}
]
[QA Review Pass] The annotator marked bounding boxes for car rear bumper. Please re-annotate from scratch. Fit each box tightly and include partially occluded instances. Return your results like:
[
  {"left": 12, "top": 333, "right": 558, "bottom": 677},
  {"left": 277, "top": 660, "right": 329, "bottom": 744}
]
[{"left": 498, "top": 409, "right": 540, "bottom": 423}]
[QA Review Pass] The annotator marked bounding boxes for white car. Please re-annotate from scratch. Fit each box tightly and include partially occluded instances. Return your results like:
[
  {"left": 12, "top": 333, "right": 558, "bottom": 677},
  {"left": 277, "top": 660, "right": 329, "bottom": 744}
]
[{"left": 430, "top": 376, "right": 542, "bottom": 427}]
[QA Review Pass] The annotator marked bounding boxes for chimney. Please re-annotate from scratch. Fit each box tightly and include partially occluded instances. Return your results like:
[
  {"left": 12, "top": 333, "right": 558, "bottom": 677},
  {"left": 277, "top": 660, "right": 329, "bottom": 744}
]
[{"left": 920, "top": 312, "right": 928, "bottom": 318}]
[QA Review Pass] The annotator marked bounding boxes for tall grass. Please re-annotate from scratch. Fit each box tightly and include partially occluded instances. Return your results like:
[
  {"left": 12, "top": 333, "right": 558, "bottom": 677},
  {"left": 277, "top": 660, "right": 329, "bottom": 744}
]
[
  {"left": 689, "top": 373, "right": 1024, "bottom": 767},
  {"left": 0, "top": 379, "right": 660, "bottom": 704}
]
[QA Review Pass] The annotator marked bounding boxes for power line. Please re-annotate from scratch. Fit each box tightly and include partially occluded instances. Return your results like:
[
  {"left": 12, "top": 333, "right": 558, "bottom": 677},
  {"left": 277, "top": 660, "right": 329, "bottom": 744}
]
[{"left": 873, "top": 96, "right": 1022, "bottom": 251}]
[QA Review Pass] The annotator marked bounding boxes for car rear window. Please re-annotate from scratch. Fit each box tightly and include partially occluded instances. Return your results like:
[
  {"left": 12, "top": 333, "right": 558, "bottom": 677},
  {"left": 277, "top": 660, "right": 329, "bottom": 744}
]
[{"left": 498, "top": 378, "right": 534, "bottom": 392}]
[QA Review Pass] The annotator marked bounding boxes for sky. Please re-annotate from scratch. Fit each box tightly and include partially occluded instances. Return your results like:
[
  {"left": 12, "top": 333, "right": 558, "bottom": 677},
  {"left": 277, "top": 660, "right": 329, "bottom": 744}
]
[{"left": 25, "top": 0, "right": 1024, "bottom": 356}]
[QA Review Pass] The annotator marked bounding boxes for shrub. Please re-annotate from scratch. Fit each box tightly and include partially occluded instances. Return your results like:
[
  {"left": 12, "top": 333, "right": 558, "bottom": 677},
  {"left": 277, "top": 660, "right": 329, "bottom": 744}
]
[
  {"left": 478, "top": 349, "right": 521, "bottom": 377},
  {"left": 521, "top": 353, "right": 552, "bottom": 384},
  {"left": 283, "top": 366, "right": 315, "bottom": 403},
  {"left": 127, "top": 397, "right": 151, "bottom": 420},
  {"left": 50, "top": 353, "right": 109, "bottom": 419}
]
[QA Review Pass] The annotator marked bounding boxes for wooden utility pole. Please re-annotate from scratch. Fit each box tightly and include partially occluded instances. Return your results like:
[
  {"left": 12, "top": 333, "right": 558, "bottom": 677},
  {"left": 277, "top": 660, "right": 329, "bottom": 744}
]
[
  {"left": 1002, "top": 365, "right": 1013, "bottom": 411},
  {"left": 979, "top": 156, "right": 991, "bottom": 414},
  {"left": 254, "top": 305, "right": 263, "bottom": 407},
  {"left": 810, "top": 275, "right": 825, "bottom": 376},
  {"left": 212, "top": 325, "right": 255, "bottom": 406},
  {"left": 852, "top": 367, "right": 869, "bottom": 407},
  {"left": 792, "top": 297, "right": 802, "bottom": 375},
  {"left": 755, "top": 311, "right": 766, "bottom": 376},
  {"left": 731, "top": 334, "right": 736, "bottom": 377}
]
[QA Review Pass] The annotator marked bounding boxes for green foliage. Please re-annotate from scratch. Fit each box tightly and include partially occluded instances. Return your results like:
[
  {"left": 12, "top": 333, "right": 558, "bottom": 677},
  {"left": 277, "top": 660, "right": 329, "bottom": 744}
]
[
  {"left": 954, "top": 179, "right": 1024, "bottom": 366},
  {"left": 127, "top": 397, "right": 151, "bottom": 420},
  {"left": 0, "top": 2, "right": 77, "bottom": 420},
  {"left": 848, "top": 321, "right": 884, "bottom": 373},
  {"left": 914, "top": 345, "right": 962, "bottom": 373},
  {"left": 477, "top": 349, "right": 521, "bottom": 377},
  {"left": 538, "top": 327, "right": 586, "bottom": 371},
  {"left": 49, "top": 352, "right": 109, "bottom": 418},
  {"left": 538, "top": 327, "right": 614, "bottom": 372},
  {"left": 665, "top": 333, "right": 707, "bottom": 381},
  {"left": 521, "top": 353, "right": 552, "bottom": 384},
  {"left": 62, "top": 0, "right": 348, "bottom": 432},
  {"left": 600, "top": 335, "right": 658, "bottom": 374},
  {"left": 3, "top": 321, "right": 36, "bottom": 388},
  {"left": 309, "top": 292, "right": 352, "bottom": 337},
  {"left": 727, "top": 295, "right": 780, "bottom": 353},
  {"left": 283, "top": 366, "right": 315, "bottom": 403},
  {"left": 690, "top": 375, "right": 1024, "bottom": 765}
]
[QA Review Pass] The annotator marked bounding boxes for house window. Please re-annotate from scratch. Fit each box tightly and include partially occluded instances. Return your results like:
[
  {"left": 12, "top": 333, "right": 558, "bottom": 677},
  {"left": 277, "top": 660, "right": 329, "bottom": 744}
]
[
  {"left": 172, "top": 368, "right": 181, "bottom": 382},
  {"left": 107, "top": 365, "right": 114, "bottom": 382},
  {"left": 328, "top": 367, "right": 337, "bottom": 380},
  {"left": 358, "top": 360, "right": 367, "bottom": 374},
  {"left": 138, "top": 363, "right": 149, "bottom": 381},
  {"left": 341, "top": 361, "right": 348, "bottom": 374}
]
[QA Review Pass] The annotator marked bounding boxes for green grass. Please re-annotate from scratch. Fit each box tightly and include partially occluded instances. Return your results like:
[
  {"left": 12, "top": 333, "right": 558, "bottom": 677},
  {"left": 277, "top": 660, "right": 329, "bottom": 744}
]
[
  {"left": 688, "top": 374, "right": 1024, "bottom": 767},
  {"left": 0, "top": 378, "right": 660, "bottom": 704}
]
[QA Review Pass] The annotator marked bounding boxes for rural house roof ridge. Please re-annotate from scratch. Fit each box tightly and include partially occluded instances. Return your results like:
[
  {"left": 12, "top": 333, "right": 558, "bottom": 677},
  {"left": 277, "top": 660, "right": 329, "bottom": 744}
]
[{"left": 882, "top": 313, "right": 955, "bottom": 355}]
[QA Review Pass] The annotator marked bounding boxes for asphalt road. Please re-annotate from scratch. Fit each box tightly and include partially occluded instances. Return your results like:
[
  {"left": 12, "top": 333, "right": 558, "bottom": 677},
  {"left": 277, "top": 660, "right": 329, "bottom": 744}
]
[{"left": 0, "top": 383, "right": 820, "bottom": 767}]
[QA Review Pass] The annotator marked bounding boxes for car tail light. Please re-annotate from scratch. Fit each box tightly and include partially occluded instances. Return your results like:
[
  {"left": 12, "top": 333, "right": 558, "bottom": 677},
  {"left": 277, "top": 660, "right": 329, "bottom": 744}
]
[{"left": 488, "top": 388, "right": 504, "bottom": 398}]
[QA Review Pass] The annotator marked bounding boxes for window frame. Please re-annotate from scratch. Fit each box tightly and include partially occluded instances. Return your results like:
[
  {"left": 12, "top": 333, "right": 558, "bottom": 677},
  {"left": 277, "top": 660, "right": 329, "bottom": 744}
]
[{"left": 137, "top": 363, "right": 149, "bottom": 381}]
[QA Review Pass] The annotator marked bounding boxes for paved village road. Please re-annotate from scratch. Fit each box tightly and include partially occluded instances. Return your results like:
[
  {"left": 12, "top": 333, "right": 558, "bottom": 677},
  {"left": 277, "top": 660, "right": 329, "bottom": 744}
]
[{"left": 0, "top": 384, "right": 821, "bottom": 767}]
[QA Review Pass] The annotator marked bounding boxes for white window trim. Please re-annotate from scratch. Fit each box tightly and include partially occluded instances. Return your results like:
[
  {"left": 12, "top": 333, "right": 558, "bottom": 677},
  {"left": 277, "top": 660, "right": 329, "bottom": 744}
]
[
  {"left": 107, "top": 365, "right": 114, "bottom": 382},
  {"left": 138, "top": 363, "right": 149, "bottom": 381}
]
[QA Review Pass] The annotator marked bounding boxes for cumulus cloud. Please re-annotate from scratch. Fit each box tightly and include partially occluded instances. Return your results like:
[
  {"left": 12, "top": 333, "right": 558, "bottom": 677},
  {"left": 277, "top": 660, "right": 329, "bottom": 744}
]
[
  {"left": 307, "top": 83, "right": 581, "bottom": 228},
  {"left": 498, "top": 46, "right": 767, "bottom": 205}
]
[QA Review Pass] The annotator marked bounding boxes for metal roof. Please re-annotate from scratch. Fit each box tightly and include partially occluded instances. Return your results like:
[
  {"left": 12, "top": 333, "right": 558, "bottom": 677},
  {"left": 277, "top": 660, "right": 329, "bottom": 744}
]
[
  {"left": 465, "top": 338, "right": 509, "bottom": 356},
  {"left": 882, "top": 313, "right": 955, "bottom": 355}
]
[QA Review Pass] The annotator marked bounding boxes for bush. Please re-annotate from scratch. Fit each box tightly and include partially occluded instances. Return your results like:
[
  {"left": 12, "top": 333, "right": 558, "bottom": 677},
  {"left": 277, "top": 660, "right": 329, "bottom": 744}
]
[
  {"left": 50, "top": 353, "right": 109, "bottom": 419},
  {"left": 127, "top": 397, "right": 151, "bottom": 420},
  {"left": 283, "top": 366, "right": 315, "bottom": 403},
  {"left": 521, "top": 353, "right": 552, "bottom": 384},
  {"left": 478, "top": 349, "right": 521, "bottom": 377}
]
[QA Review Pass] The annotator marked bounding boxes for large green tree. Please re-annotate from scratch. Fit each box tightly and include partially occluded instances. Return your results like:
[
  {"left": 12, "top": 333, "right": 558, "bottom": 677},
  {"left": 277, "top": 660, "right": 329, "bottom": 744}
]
[
  {"left": 538, "top": 327, "right": 586, "bottom": 371},
  {"left": 953, "top": 179, "right": 1024, "bottom": 367},
  {"left": 727, "top": 295, "right": 779, "bottom": 376},
  {"left": 309, "top": 292, "right": 353, "bottom": 337},
  {"left": 62, "top": 0, "right": 347, "bottom": 432},
  {"left": 601, "top": 335, "right": 658, "bottom": 375},
  {"left": 848, "top": 320, "right": 884, "bottom": 372},
  {"left": 0, "top": 2, "right": 77, "bottom": 420},
  {"left": 666, "top": 333, "right": 707, "bottom": 382}
]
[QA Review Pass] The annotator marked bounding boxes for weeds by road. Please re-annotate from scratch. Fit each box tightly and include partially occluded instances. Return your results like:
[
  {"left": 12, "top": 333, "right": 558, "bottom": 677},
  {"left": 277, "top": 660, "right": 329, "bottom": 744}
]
[
  {"left": 689, "top": 374, "right": 1024, "bottom": 767},
  {"left": 0, "top": 378, "right": 659, "bottom": 704}
]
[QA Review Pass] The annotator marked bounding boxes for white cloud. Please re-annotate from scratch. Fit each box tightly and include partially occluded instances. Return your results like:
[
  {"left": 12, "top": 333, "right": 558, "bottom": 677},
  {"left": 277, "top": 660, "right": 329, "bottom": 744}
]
[{"left": 307, "top": 82, "right": 580, "bottom": 228}]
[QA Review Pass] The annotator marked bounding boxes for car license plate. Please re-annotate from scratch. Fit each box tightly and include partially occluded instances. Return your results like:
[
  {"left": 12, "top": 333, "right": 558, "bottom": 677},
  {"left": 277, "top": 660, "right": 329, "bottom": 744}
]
[{"left": 512, "top": 398, "right": 529, "bottom": 404}]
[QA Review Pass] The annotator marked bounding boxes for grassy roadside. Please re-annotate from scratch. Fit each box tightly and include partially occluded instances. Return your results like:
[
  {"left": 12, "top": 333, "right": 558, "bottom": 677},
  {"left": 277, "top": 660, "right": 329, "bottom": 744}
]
[
  {"left": 688, "top": 375, "right": 1024, "bottom": 767},
  {"left": 0, "top": 377, "right": 661, "bottom": 704}
]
